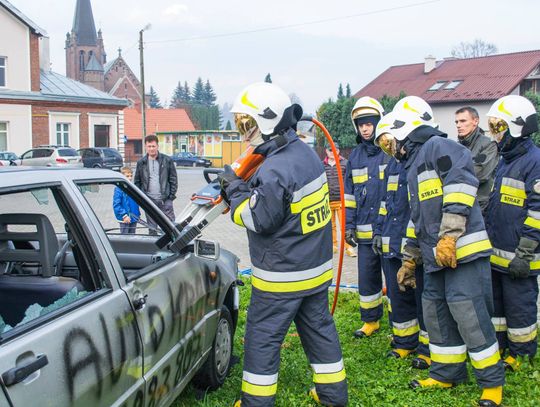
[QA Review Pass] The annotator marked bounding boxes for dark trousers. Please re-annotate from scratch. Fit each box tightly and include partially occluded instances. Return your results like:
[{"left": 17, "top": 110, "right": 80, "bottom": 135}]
[
  {"left": 241, "top": 288, "right": 348, "bottom": 407},
  {"left": 422, "top": 258, "right": 505, "bottom": 388},
  {"left": 357, "top": 244, "right": 383, "bottom": 322},
  {"left": 414, "top": 266, "right": 429, "bottom": 357},
  {"left": 383, "top": 257, "right": 421, "bottom": 351},
  {"left": 120, "top": 221, "right": 137, "bottom": 235},
  {"left": 491, "top": 270, "right": 538, "bottom": 357},
  {"left": 147, "top": 198, "right": 175, "bottom": 234}
]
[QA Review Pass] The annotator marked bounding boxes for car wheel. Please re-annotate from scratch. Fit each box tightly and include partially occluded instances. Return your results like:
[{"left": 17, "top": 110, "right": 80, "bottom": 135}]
[
  {"left": 92, "top": 164, "right": 102, "bottom": 168},
  {"left": 192, "top": 305, "right": 233, "bottom": 391}
]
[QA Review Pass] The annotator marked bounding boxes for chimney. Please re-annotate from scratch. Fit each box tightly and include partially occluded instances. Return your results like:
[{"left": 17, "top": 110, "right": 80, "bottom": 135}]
[
  {"left": 39, "top": 36, "right": 51, "bottom": 71},
  {"left": 424, "top": 55, "right": 436, "bottom": 74}
]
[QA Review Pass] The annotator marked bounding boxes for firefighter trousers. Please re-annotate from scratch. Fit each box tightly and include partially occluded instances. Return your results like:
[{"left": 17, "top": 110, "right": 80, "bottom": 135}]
[
  {"left": 241, "top": 287, "right": 348, "bottom": 407},
  {"left": 422, "top": 258, "right": 505, "bottom": 388},
  {"left": 491, "top": 270, "right": 538, "bottom": 358},
  {"left": 357, "top": 244, "right": 383, "bottom": 322},
  {"left": 414, "top": 266, "right": 429, "bottom": 357}
]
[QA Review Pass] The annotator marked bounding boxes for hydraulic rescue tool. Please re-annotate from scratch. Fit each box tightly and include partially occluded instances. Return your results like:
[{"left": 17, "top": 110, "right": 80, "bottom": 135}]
[{"left": 174, "top": 117, "right": 345, "bottom": 314}]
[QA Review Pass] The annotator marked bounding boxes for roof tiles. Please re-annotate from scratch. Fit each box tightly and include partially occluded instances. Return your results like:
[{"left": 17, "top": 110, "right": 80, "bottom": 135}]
[{"left": 124, "top": 108, "right": 196, "bottom": 139}]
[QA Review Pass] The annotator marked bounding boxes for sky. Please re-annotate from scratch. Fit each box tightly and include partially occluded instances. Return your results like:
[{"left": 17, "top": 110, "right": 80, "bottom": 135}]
[{"left": 8, "top": 0, "right": 540, "bottom": 113}]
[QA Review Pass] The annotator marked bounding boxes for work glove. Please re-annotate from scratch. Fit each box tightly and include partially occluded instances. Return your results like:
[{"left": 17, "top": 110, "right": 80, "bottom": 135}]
[
  {"left": 508, "top": 237, "right": 539, "bottom": 279},
  {"left": 217, "top": 165, "right": 242, "bottom": 203},
  {"left": 372, "top": 235, "right": 383, "bottom": 255},
  {"left": 397, "top": 258, "right": 416, "bottom": 291},
  {"left": 345, "top": 229, "right": 357, "bottom": 248},
  {"left": 435, "top": 213, "right": 467, "bottom": 269}
]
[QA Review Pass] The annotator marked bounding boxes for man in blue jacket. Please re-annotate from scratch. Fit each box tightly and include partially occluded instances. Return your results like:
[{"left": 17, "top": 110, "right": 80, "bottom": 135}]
[
  {"left": 485, "top": 95, "right": 540, "bottom": 372},
  {"left": 344, "top": 96, "right": 388, "bottom": 338},
  {"left": 220, "top": 83, "right": 347, "bottom": 407},
  {"left": 381, "top": 101, "right": 504, "bottom": 407}
]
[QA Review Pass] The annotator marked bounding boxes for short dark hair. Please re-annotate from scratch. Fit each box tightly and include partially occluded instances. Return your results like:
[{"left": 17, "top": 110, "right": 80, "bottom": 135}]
[
  {"left": 455, "top": 106, "right": 479, "bottom": 119},
  {"left": 144, "top": 135, "right": 159, "bottom": 144}
]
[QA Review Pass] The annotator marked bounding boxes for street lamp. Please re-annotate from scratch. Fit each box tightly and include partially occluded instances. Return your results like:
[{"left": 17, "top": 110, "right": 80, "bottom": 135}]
[{"left": 139, "top": 23, "right": 151, "bottom": 157}]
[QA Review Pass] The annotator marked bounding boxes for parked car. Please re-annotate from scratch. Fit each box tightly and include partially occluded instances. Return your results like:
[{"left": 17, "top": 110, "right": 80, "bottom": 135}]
[
  {"left": 171, "top": 152, "right": 211, "bottom": 167},
  {"left": 0, "top": 167, "right": 239, "bottom": 406},
  {"left": 0, "top": 152, "right": 18, "bottom": 166},
  {"left": 18, "top": 146, "right": 82, "bottom": 167},
  {"left": 77, "top": 147, "right": 123, "bottom": 170}
]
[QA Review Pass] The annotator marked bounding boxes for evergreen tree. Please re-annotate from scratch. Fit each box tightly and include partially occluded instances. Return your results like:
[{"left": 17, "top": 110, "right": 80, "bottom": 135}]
[
  {"left": 169, "top": 82, "right": 184, "bottom": 108},
  {"left": 148, "top": 86, "right": 162, "bottom": 108},
  {"left": 337, "top": 83, "right": 344, "bottom": 100},
  {"left": 193, "top": 77, "right": 205, "bottom": 105},
  {"left": 265, "top": 73, "right": 272, "bottom": 83},
  {"left": 183, "top": 81, "right": 191, "bottom": 104},
  {"left": 203, "top": 79, "right": 217, "bottom": 107},
  {"left": 346, "top": 83, "right": 351, "bottom": 98},
  {"left": 225, "top": 120, "right": 232, "bottom": 130}
]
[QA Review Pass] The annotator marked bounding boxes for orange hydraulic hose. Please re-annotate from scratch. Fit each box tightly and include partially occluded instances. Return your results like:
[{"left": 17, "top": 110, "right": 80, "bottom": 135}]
[{"left": 303, "top": 116, "right": 345, "bottom": 315}]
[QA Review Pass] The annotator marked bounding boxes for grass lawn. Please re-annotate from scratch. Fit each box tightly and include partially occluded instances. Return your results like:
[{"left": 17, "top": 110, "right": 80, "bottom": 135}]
[{"left": 174, "top": 278, "right": 540, "bottom": 406}]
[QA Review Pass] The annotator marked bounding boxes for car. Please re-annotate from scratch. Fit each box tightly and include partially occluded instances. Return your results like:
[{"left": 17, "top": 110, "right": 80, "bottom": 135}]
[
  {"left": 171, "top": 152, "right": 212, "bottom": 168},
  {"left": 77, "top": 147, "right": 124, "bottom": 171},
  {"left": 0, "top": 168, "right": 239, "bottom": 406},
  {"left": 0, "top": 152, "right": 18, "bottom": 166},
  {"left": 18, "top": 146, "right": 82, "bottom": 167}
]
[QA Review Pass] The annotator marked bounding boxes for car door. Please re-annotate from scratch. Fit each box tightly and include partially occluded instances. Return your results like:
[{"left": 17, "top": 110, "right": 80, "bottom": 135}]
[
  {"left": 0, "top": 182, "right": 144, "bottom": 407},
  {"left": 18, "top": 150, "right": 33, "bottom": 166},
  {"left": 73, "top": 179, "right": 222, "bottom": 407}
]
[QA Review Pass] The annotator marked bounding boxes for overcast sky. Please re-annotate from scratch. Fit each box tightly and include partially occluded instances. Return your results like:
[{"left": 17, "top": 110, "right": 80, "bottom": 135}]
[{"left": 10, "top": 0, "right": 540, "bottom": 113}]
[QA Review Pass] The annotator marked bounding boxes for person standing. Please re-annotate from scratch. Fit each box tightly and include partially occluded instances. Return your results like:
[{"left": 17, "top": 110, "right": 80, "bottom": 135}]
[
  {"left": 134, "top": 135, "right": 178, "bottom": 233},
  {"left": 220, "top": 83, "right": 347, "bottom": 407},
  {"left": 484, "top": 95, "right": 540, "bottom": 373},
  {"left": 386, "top": 100, "right": 505, "bottom": 407},
  {"left": 344, "top": 96, "right": 388, "bottom": 338},
  {"left": 455, "top": 106, "right": 498, "bottom": 213},
  {"left": 113, "top": 167, "right": 141, "bottom": 234},
  {"left": 323, "top": 143, "right": 356, "bottom": 257}
]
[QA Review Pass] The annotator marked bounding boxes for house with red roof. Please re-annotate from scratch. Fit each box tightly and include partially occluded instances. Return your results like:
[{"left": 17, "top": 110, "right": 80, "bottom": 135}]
[{"left": 354, "top": 50, "right": 540, "bottom": 137}]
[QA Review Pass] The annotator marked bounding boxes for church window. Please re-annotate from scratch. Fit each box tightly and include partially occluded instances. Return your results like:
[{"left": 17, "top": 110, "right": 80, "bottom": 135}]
[{"left": 79, "top": 51, "right": 85, "bottom": 71}]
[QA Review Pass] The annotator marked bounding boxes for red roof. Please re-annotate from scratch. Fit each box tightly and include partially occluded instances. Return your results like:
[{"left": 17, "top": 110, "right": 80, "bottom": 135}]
[
  {"left": 354, "top": 50, "right": 540, "bottom": 104},
  {"left": 124, "top": 108, "right": 196, "bottom": 139}
]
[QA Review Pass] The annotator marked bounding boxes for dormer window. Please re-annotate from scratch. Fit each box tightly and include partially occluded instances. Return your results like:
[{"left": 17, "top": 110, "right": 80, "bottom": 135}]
[
  {"left": 0, "top": 56, "right": 6, "bottom": 87},
  {"left": 428, "top": 81, "right": 446, "bottom": 91},
  {"left": 445, "top": 80, "right": 462, "bottom": 90}
]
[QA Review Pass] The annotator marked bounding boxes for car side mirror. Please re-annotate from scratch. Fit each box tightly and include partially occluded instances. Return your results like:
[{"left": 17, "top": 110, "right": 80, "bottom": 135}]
[{"left": 194, "top": 239, "right": 220, "bottom": 260}]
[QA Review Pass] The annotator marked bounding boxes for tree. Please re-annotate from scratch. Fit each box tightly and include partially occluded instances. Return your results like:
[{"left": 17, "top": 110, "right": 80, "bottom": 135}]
[
  {"left": 379, "top": 91, "right": 407, "bottom": 113},
  {"left": 169, "top": 82, "right": 185, "bottom": 108},
  {"left": 225, "top": 120, "right": 232, "bottom": 130},
  {"left": 345, "top": 83, "right": 351, "bottom": 98},
  {"left": 203, "top": 79, "right": 217, "bottom": 107},
  {"left": 317, "top": 96, "right": 357, "bottom": 148},
  {"left": 451, "top": 39, "right": 498, "bottom": 59},
  {"left": 148, "top": 86, "right": 162, "bottom": 108},
  {"left": 192, "top": 77, "right": 205, "bottom": 105},
  {"left": 337, "top": 83, "right": 344, "bottom": 100},
  {"left": 524, "top": 91, "right": 540, "bottom": 146},
  {"left": 182, "top": 81, "right": 191, "bottom": 104},
  {"left": 265, "top": 73, "right": 272, "bottom": 83}
]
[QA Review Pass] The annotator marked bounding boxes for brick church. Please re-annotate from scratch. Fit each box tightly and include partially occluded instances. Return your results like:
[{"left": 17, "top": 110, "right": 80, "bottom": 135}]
[{"left": 65, "top": 0, "right": 142, "bottom": 106}]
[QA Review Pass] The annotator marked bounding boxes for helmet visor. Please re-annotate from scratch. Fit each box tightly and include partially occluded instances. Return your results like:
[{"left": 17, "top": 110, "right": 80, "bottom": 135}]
[
  {"left": 377, "top": 133, "right": 397, "bottom": 157},
  {"left": 234, "top": 113, "right": 258, "bottom": 137},
  {"left": 488, "top": 117, "right": 508, "bottom": 141}
]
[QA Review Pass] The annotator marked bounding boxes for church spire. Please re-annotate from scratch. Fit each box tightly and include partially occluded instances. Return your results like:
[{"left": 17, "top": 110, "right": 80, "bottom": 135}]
[{"left": 72, "top": 0, "right": 97, "bottom": 46}]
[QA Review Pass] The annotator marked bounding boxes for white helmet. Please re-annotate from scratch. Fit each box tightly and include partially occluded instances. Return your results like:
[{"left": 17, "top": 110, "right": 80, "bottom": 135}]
[
  {"left": 393, "top": 96, "right": 436, "bottom": 127},
  {"left": 351, "top": 96, "right": 384, "bottom": 130},
  {"left": 231, "top": 82, "right": 301, "bottom": 137},
  {"left": 388, "top": 108, "right": 426, "bottom": 141},
  {"left": 487, "top": 95, "right": 538, "bottom": 138}
]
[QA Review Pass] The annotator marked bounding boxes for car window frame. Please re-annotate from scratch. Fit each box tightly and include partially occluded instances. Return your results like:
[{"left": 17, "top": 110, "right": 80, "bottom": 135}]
[{"left": 0, "top": 182, "right": 114, "bottom": 344}]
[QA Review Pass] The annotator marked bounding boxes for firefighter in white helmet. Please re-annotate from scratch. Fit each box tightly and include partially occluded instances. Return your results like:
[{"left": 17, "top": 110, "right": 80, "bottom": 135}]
[
  {"left": 220, "top": 82, "right": 348, "bottom": 407},
  {"left": 344, "top": 96, "right": 389, "bottom": 339},
  {"left": 485, "top": 95, "right": 540, "bottom": 373}
]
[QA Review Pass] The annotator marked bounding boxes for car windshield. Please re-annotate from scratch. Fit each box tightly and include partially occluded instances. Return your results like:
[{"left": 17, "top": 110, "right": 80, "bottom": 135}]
[{"left": 58, "top": 149, "right": 79, "bottom": 157}]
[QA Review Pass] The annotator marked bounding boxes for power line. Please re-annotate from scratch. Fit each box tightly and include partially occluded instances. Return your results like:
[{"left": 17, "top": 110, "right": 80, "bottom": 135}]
[{"left": 147, "top": 0, "right": 442, "bottom": 45}]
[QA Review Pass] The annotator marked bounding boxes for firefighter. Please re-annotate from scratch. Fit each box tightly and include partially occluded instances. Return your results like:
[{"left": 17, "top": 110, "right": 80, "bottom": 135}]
[
  {"left": 380, "top": 102, "right": 505, "bottom": 406},
  {"left": 220, "top": 82, "right": 348, "bottom": 407},
  {"left": 485, "top": 95, "right": 540, "bottom": 372},
  {"left": 372, "top": 105, "right": 431, "bottom": 369},
  {"left": 344, "top": 96, "right": 388, "bottom": 338}
]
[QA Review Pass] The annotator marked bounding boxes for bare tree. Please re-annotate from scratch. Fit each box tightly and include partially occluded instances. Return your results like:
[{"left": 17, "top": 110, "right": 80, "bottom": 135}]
[{"left": 451, "top": 39, "right": 498, "bottom": 58}]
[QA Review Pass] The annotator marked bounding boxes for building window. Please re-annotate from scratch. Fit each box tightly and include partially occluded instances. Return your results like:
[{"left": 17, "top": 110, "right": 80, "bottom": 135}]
[
  {"left": 444, "top": 80, "right": 462, "bottom": 90},
  {"left": 0, "top": 122, "right": 7, "bottom": 150},
  {"left": 428, "top": 81, "right": 446, "bottom": 91},
  {"left": 0, "top": 56, "right": 6, "bottom": 87},
  {"left": 520, "top": 79, "right": 540, "bottom": 96},
  {"left": 79, "top": 51, "right": 85, "bottom": 71},
  {"left": 56, "top": 123, "right": 70, "bottom": 146}
]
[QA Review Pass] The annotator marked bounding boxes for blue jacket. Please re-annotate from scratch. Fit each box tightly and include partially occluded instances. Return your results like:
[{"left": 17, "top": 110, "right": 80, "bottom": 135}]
[
  {"left": 345, "top": 140, "right": 389, "bottom": 244},
  {"left": 405, "top": 127, "right": 492, "bottom": 273},
  {"left": 374, "top": 158, "right": 413, "bottom": 259},
  {"left": 113, "top": 187, "right": 141, "bottom": 222},
  {"left": 486, "top": 138, "right": 540, "bottom": 275},
  {"left": 225, "top": 130, "right": 333, "bottom": 298}
]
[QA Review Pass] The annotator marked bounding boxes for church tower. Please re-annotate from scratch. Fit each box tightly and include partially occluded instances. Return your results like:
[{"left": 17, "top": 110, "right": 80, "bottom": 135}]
[{"left": 65, "top": 0, "right": 106, "bottom": 91}]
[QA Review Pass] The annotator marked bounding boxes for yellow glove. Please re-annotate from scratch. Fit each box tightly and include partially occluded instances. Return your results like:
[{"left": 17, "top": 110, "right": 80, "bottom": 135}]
[
  {"left": 435, "top": 235, "right": 457, "bottom": 269},
  {"left": 397, "top": 258, "right": 416, "bottom": 291}
]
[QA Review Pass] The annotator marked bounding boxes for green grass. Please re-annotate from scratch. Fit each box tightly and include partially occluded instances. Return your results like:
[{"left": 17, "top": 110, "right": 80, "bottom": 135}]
[{"left": 174, "top": 279, "right": 540, "bottom": 406}]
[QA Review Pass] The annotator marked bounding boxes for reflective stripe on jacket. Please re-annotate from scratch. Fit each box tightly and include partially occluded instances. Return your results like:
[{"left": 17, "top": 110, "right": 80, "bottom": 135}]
[
  {"left": 486, "top": 138, "right": 540, "bottom": 275},
  {"left": 226, "top": 130, "right": 333, "bottom": 296},
  {"left": 406, "top": 135, "right": 492, "bottom": 273}
]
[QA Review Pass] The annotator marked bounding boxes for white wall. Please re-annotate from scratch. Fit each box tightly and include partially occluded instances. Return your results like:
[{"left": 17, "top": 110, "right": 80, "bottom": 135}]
[
  {"left": 0, "top": 104, "right": 32, "bottom": 154},
  {"left": 432, "top": 102, "right": 493, "bottom": 140},
  {"left": 0, "top": 8, "right": 31, "bottom": 91},
  {"left": 88, "top": 113, "right": 119, "bottom": 148},
  {"left": 48, "top": 112, "right": 80, "bottom": 148}
]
